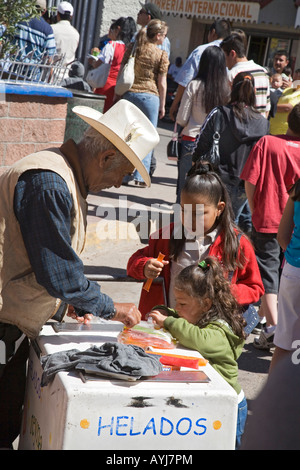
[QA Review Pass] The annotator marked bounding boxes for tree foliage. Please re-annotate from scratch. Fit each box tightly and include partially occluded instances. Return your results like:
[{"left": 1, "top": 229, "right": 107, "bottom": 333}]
[{"left": 0, "top": 0, "right": 40, "bottom": 58}]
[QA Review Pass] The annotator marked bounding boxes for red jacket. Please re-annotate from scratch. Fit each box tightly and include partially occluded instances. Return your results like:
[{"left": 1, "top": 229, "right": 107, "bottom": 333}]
[{"left": 127, "top": 223, "right": 264, "bottom": 319}]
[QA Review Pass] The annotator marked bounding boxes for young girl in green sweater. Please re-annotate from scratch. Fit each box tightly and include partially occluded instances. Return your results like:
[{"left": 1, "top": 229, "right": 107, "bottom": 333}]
[{"left": 149, "top": 256, "right": 247, "bottom": 448}]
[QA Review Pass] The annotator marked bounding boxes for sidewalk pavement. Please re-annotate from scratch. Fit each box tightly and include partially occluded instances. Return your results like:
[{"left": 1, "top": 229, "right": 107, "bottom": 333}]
[{"left": 81, "top": 118, "right": 273, "bottom": 413}]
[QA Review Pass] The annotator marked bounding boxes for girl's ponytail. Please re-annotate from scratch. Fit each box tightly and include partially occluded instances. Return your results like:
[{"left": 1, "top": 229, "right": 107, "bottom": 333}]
[
  {"left": 184, "top": 161, "right": 244, "bottom": 271},
  {"left": 135, "top": 26, "right": 147, "bottom": 52},
  {"left": 175, "top": 256, "right": 246, "bottom": 339}
]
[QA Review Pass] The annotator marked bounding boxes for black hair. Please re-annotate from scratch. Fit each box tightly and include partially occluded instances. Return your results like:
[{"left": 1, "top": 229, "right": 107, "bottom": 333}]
[
  {"left": 170, "top": 162, "right": 245, "bottom": 271},
  {"left": 58, "top": 13, "right": 72, "bottom": 21},
  {"left": 110, "top": 17, "right": 137, "bottom": 45},
  {"left": 287, "top": 103, "right": 300, "bottom": 136},
  {"left": 290, "top": 178, "right": 300, "bottom": 201},
  {"left": 282, "top": 66, "right": 292, "bottom": 77},
  {"left": 274, "top": 49, "right": 289, "bottom": 61},
  {"left": 175, "top": 256, "right": 246, "bottom": 339},
  {"left": 209, "top": 19, "right": 231, "bottom": 39},
  {"left": 194, "top": 45, "right": 230, "bottom": 113},
  {"left": 220, "top": 32, "right": 246, "bottom": 58}
]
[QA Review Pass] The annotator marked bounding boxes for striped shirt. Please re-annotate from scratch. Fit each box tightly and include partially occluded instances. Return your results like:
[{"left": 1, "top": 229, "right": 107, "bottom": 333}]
[
  {"left": 227, "top": 60, "right": 270, "bottom": 116},
  {"left": 14, "top": 16, "right": 56, "bottom": 63}
]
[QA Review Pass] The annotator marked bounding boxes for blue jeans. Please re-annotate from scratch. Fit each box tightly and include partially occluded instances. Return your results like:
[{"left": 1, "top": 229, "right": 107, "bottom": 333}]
[
  {"left": 122, "top": 92, "right": 159, "bottom": 182},
  {"left": 236, "top": 396, "right": 248, "bottom": 449},
  {"left": 225, "top": 183, "right": 252, "bottom": 232},
  {"left": 176, "top": 139, "right": 195, "bottom": 203}
]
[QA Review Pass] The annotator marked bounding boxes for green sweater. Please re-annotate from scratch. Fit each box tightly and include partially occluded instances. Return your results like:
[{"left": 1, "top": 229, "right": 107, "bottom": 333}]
[{"left": 161, "top": 308, "right": 244, "bottom": 394}]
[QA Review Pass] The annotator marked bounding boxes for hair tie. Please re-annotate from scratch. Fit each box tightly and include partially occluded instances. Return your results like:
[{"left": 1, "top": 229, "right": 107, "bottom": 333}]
[
  {"left": 198, "top": 260, "right": 210, "bottom": 272},
  {"left": 233, "top": 75, "right": 253, "bottom": 89},
  {"left": 187, "top": 161, "right": 214, "bottom": 178}
]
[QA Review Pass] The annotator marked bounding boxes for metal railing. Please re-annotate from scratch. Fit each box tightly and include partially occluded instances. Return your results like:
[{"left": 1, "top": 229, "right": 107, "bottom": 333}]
[{"left": 0, "top": 48, "right": 69, "bottom": 86}]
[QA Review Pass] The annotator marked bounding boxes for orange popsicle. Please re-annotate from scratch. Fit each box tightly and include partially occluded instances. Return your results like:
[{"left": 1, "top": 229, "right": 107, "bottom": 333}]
[{"left": 143, "top": 252, "right": 165, "bottom": 292}]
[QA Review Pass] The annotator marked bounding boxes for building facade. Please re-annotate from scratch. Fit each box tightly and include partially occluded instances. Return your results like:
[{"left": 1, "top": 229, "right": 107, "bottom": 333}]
[
  {"left": 47, "top": 0, "right": 300, "bottom": 72},
  {"left": 156, "top": 0, "right": 300, "bottom": 71}
]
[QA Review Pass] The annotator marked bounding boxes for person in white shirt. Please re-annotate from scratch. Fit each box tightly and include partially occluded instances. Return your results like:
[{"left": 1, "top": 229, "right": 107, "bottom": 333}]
[
  {"left": 52, "top": 1, "right": 80, "bottom": 81},
  {"left": 220, "top": 32, "right": 270, "bottom": 118}
]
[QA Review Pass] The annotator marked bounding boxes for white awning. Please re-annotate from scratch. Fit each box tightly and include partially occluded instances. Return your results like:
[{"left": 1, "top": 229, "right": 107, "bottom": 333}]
[{"left": 155, "top": 0, "right": 260, "bottom": 23}]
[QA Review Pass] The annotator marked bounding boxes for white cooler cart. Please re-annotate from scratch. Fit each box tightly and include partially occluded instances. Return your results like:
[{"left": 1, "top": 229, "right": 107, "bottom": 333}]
[{"left": 18, "top": 321, "right": 238, "bottom": 450}]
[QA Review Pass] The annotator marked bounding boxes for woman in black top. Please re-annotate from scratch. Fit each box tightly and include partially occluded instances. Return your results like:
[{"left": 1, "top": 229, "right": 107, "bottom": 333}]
[{"left": 193, "top": 72, "right": 270, "bottom": 233}]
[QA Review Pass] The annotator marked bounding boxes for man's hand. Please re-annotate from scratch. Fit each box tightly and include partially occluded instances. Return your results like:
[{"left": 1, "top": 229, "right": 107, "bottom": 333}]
[
  {"left": 67, "top": 306, "right": 93, "bottom": 324},
  {"left": 67, "top": 303, "right": 141, "bottom": 328},
  {"left": 112, "top": 303, "right": 141, "bottom": 328},
  {"left": 282, "top": 77, "right": 293, "bottom": 89}
]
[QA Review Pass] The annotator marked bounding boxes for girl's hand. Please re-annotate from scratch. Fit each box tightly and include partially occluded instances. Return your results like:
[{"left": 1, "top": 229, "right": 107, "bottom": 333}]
[
  {"left": 144, "top": 258, "right": 169, "bottom": 279},
  {"left": 149, "top": 310, "right": 167, "bottom": 328}
]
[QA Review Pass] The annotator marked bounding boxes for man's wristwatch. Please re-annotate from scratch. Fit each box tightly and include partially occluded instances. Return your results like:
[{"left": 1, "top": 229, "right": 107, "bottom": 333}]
[{"left": 102, "top": 306, "right": 117, "bottom": 320}]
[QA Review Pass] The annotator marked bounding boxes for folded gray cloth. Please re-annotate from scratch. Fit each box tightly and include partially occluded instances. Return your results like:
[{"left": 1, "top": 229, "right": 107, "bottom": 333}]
[{"left": 40, "top": 342, "right": 162, "bottom": 386}]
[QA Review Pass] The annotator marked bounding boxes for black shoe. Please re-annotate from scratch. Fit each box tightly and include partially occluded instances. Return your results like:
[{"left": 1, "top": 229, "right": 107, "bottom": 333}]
[{"left": 134, "top": 181, "right": 147, "bottom": 188}]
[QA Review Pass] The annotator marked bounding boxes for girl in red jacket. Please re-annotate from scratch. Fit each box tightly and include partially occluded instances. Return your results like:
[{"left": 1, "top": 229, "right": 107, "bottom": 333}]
[{"left": 127, "top": 162, "right": 264, "bottom": 322}]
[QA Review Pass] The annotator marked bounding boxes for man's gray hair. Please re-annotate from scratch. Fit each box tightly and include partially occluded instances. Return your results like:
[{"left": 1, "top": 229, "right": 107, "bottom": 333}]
[{"left": 79, "top": 126, "right": 128, "bottom": 170}]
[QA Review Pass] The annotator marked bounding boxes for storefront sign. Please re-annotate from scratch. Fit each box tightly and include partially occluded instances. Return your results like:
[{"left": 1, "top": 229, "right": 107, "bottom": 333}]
[{"left": 154, "top": 0, "right": 260, "bottom": 22}]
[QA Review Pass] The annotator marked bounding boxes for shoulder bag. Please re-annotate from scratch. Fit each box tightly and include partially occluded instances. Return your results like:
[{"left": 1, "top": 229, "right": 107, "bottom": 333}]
[
  {"left": 86, "top": 42, "right": 116, "bottom": 89},
  {"left": 167, "top": 122, "right": 181, "bottom": 160},
  {"left": 197, "top": 108, "right": 221, "bottom": 168},
  {"left": 115, "top": 42, "right": 136, "bottom": 96}
]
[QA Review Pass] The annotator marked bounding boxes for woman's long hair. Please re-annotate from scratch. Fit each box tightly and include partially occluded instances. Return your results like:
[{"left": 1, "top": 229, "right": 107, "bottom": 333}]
[
  {"left": 194, "top": 45, "right": 230, "bottom": 114},
  {"left": 135, "top": 19, "right": 167, "bottom": 52},
  {"left": 110, "top": 17, "right": 137, "bottom": 46},
  {"left": 175, "top": 256, "right": 246, "bottom": 339},
  {"left": 170, "top": 162, "right": 245, "bottom": 271},
  {"left": 230, "top": 71, "right": 259, "bottom": 121}
]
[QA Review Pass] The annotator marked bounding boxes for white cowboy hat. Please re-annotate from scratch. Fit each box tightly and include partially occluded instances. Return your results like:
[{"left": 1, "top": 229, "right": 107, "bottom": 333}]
[{"left": 72, "top": 100, "right": 160, "bottom": 186}]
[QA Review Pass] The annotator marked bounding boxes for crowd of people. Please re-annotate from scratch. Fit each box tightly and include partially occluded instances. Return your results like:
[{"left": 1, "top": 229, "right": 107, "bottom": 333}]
[{"left": 1, "top": 0, "right": 300, "bottom": 451}]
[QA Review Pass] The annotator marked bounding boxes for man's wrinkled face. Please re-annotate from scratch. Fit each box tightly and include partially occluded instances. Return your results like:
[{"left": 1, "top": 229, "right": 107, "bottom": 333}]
[
  {"left": 87, "top": 151, "right": 134, "bottom": 193},
  {"left": 100, "top": 157, "right": 134, "bottom": 190}
]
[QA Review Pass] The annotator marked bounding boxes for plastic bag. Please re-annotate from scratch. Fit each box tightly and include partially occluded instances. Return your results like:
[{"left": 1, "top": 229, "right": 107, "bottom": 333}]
[{"left": 118, "top": 321, "right": 177, "bottom": 349}]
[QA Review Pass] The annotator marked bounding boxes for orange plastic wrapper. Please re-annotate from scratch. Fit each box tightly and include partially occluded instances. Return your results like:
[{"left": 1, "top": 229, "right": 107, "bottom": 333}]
[
  {"left": 147, "top": 351, "right": 208, "bottom": 369},
  {"left": 118, "top": 322, "right": 176, "bottom": 350},
  {"left": 143, "top": 252, "right": 165, "bottom": 292}
]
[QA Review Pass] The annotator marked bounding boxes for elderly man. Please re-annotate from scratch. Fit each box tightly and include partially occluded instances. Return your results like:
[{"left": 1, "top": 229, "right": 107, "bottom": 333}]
[{"left": 0, "top": 100, "right": 159, "bottom": 448}]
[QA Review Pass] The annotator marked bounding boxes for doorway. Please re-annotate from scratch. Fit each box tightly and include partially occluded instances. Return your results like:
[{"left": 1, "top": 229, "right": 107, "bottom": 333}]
[{"left": 247, "top": 35, "right": 269, "bottom": 66}]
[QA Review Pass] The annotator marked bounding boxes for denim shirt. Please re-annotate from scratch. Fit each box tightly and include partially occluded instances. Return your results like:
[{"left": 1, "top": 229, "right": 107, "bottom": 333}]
[
  {"left": 175, "top": 39, "right": 221, "bottom": 88},
  {"left": 13, "top": 169, "right": 115, "bottom": 319}
]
